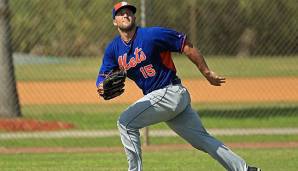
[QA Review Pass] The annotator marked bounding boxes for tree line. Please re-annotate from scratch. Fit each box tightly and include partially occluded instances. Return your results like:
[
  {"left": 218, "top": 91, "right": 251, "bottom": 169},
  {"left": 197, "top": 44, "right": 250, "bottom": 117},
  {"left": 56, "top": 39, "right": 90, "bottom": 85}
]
[{"left": 9, "top": 0, "right": 297, "bottom": 57}]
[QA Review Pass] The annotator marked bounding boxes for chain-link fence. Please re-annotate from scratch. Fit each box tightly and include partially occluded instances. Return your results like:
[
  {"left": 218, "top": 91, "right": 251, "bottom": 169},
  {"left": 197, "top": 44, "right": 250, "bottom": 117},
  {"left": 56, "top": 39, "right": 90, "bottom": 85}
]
[
  {"left": 8, "top": 0, "right": 298, "bottom": 57},
  {"left": 0, "top": 0, "right": 298, "bottom": 149}
]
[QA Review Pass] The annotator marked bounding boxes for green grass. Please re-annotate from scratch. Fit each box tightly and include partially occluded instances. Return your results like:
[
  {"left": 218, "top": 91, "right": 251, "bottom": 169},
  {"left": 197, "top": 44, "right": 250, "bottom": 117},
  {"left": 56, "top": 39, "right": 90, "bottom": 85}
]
[
  {"left": 1, "top": 135, "right": 298, "bottom": 148},
  {"left": 15, "top": 56, "right": 298, "bottom": 81},
  {"left": 15, "top": 57, "right": 99, "bottom": 81},
  {"left": 20, "top": 102, "right": 298, "bottom": 130},
  {"left": 2, "top": 102, "right": 298, "bottom": 148},
  {"left": 176, "top": 55, "right": 298, "bottom": 78},
  {"left": 0, "top": 148, "right": 297, "bottom": 171},
  {"left": 21, "top": 112, "right": 298, "bottom": 130},
  {"left": 0, "top": 102, "right": 294, "bottom": 149}
]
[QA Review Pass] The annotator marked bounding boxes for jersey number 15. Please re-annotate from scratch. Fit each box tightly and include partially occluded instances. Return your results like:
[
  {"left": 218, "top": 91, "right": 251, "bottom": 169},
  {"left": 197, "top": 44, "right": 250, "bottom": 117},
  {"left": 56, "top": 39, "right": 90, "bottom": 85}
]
[{"left": 140, "top": 64, "right": 156, "bottom": 78}]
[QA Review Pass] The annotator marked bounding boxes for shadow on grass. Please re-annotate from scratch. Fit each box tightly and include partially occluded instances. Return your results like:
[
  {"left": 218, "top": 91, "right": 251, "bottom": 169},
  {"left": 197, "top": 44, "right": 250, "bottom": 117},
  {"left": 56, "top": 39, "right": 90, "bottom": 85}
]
[{"left": 198, "top": 106, "right": 298, "bottom": 118}]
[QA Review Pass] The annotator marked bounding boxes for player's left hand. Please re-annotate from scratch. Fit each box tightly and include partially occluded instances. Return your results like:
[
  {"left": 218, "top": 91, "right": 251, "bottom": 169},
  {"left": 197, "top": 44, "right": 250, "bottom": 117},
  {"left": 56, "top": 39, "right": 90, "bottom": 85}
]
[
  {"left": 205, "top": 71, "right": 226, "bottom": 86},
  {"left": 98, "top": 70, "right": 126, "bottom": 100}
]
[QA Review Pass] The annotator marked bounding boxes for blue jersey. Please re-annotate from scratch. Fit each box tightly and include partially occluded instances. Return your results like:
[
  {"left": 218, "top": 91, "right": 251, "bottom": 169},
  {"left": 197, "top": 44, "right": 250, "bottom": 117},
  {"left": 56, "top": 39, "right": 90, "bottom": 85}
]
[{"left": 96, "top": 27, "right": 186, "bottom": 95}]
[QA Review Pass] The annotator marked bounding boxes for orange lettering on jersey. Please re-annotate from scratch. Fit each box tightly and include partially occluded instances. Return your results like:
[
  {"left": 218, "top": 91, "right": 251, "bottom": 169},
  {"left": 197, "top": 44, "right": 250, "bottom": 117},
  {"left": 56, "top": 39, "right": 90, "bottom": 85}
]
[
  {"left": 118, "top": 56, "right": 124, "bottom": 68},
  {"left": 134, "top": 48, "right": 141, "bottom": 63},
  {"left": 118, "top": 53, "right": 129, "bottom": 70},
  {"left": 129, "top": 57, "right": 137, "bottom": 67},
  {"left": 140, "top": 51, "right": 147, "bottom": 61},
  {"left": 123, "top": 53, "right": 128, "bottom": 68},
  {"left": 118, "top": 47, "right": 147, "bottom": 71}
]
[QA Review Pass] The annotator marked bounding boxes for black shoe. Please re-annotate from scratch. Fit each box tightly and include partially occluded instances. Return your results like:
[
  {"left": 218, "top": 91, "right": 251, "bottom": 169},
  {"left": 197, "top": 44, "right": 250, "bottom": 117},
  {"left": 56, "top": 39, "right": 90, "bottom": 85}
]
[{"left": 247, "top": 166, "right": 261, "bottom": 171}]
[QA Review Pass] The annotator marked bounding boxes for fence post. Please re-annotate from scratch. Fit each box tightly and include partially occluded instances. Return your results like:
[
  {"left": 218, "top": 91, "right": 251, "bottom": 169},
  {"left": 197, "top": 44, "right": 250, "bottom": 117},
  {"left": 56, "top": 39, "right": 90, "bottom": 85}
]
[
  {"left": 189, "top": 0, "right": 198, "bottom": 47},
  {"left": 140, "top": 0, "right": 150, "bottom": 146},
  {"left": 0, "top": 0, "right": 21, "bottom": 117}
]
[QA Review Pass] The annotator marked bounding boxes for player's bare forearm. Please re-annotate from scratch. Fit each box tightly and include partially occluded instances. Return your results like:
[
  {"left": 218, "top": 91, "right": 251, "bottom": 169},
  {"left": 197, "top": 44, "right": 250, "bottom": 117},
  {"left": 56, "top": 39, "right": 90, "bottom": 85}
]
[
  {"left": 182, "top": 40, "right": 210, "bottom": 77},
  {"left": 182, "top": 39, "right": 226, "bottom": 86}
]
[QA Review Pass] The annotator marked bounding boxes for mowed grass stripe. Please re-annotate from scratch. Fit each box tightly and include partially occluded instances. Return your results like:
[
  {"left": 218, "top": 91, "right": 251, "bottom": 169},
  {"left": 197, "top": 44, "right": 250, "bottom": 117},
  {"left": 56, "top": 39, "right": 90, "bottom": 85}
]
[{"left": 15, "top": 56, "right": 298, "bottom": 81}]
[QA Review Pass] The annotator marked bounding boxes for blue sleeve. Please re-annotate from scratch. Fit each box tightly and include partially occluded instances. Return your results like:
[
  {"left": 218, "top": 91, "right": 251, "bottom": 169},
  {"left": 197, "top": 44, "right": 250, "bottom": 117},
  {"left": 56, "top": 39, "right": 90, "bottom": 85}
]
[
  {"left": 150, "top": 27, "right": 186, "bottom": 53},
  {"left": 95, "top": 43, "right": 118, "bottom": 87},
  {"left": 96, "top": 75, "right": 105, "bottom": 87}
]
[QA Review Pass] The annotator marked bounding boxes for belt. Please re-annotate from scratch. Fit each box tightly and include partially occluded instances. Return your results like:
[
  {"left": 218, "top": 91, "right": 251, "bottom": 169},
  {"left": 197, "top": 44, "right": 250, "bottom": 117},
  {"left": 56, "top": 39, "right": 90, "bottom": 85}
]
[{"left": 171, "top": 78, "right": 181, "bottom": 85}]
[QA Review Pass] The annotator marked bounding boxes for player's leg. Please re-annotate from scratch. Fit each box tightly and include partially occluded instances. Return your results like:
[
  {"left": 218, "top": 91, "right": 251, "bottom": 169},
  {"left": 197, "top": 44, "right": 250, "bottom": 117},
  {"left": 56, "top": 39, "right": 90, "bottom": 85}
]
[
  {"left": 166, "top": 91, "right": 247, "bottom": 171},
  {"left": 117, "top": 84, "right": 188, "bottom": 171},
  {"left": 166, "top": 105, "right": 247, "bottom": 171}
]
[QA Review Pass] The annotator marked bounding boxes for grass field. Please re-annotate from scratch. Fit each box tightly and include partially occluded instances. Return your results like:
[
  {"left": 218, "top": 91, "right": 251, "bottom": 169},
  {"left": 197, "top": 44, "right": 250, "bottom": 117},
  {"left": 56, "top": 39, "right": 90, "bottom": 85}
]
[
  {"left": 1, "top": 135, "right": 298, "bottom": 148},
  {"left": 1, "top": 148, "right": 298, "bottom": 171},
  {"left": 15, "top": 55, "right": 298, "bottom": 81},
  {"left": 2, "top": 55, "right": 297, "bottom": 170},
  {"left": 21, "top": 102, "right": 298, "bottom": 130}
]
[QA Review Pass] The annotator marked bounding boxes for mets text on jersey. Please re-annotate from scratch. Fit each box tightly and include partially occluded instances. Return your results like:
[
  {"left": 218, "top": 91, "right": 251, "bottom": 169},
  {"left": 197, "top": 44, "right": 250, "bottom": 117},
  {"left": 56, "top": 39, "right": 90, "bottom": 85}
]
[{"left": 118, "top": 47, "right": 147, "bottom": 70}]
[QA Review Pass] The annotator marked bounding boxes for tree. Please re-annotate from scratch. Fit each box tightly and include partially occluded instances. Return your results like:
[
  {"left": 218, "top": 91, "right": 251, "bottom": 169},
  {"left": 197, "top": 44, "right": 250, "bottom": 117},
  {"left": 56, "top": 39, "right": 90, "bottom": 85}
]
[{"left": 0, "top": 0, "right": 21, "bottom": 117}]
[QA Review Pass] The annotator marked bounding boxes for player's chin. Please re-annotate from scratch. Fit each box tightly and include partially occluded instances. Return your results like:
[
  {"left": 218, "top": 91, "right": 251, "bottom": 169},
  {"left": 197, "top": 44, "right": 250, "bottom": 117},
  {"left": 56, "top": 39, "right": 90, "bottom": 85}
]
[{"left": 119, "top": 23, "right": 135, "bottom": 32}]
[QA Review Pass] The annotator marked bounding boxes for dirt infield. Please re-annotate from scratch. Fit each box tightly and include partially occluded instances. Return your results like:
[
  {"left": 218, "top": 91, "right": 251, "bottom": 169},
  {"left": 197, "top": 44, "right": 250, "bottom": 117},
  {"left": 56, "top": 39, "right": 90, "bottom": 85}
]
[
  {"left": 17, "top": 77, "right": 298, "bottom": 105},
  {"left": 1, "top": 142, "right": 298, "bottom": 154},
  {"left": 0, "top": 119, "right": 74, "bottom": 131}
]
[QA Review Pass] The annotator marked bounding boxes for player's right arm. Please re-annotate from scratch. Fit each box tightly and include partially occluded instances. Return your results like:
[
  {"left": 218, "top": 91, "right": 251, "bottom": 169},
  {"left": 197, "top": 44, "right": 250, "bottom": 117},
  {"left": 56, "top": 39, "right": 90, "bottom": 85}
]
[{"left": 182, "top": 38, "right": 226, "bottom": 86}]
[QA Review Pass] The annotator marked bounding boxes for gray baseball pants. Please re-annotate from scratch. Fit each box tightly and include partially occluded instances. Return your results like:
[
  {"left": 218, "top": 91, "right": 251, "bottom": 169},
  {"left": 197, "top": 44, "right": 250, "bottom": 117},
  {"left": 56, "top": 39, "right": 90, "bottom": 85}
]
[{"left": 117, "top": 83, "right": 247, "bottom": 171}]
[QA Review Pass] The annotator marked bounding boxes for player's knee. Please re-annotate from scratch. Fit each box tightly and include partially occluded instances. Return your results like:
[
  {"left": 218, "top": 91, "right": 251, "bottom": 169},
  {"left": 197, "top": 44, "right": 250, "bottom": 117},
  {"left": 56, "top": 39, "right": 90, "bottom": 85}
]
[
  {"left": 117, "top": 120, "right": 126, "bottom": 130},
  {"left": 117, "top": 110, "right": 131, "bottom": 126},
  {"left": 118, "top": 112, "right": 140, "bottom": 129},
  {"left": 117, "top": 119, "right": 134, "bottom": 130}
]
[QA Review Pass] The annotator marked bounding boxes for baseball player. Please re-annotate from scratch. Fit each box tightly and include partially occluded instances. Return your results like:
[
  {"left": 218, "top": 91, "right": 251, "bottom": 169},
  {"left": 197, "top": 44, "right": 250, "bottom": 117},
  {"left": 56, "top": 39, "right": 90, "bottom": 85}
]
[{"left": 96, "top": 2, "right": 261, "bottom": 171}]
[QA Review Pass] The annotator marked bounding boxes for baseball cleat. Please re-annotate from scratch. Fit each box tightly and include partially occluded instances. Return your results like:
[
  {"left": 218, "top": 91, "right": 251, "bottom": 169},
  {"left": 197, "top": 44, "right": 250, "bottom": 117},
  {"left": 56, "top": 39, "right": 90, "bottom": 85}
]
[{"left": 247, "top": 166, "right": 261, "bottom": 171}]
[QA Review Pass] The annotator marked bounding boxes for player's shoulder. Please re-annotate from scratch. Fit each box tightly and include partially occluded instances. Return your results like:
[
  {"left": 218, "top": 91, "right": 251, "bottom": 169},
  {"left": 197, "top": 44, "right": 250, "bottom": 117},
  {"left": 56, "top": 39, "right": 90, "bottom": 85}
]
[
  {"left": 137, "top": 27, "right": 171, "bottom": 39},
  {"left": 110, "top": 35, "right": 122, "bottom": 45},
  {"left": 140, "top": 26, "right": 170, "bottom": 33},
  {"left": 141, "top": 26, "right": 180, "bottom": 37},
  {"left": 105, "top": 35, "right": 121, "bottom": 50}
]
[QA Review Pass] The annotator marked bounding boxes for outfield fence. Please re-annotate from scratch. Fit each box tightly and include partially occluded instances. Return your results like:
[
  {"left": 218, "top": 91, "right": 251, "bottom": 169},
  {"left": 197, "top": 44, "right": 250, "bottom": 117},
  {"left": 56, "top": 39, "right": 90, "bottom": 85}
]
[{"left": 0, "top": 0, "right": 297, "bottom": 147}]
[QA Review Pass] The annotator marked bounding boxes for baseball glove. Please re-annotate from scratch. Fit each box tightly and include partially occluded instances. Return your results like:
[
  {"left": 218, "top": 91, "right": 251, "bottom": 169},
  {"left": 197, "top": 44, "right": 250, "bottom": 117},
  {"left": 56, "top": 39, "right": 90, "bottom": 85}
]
[{"left": 99, "top": 70, "right": 126, "bottom": 100}]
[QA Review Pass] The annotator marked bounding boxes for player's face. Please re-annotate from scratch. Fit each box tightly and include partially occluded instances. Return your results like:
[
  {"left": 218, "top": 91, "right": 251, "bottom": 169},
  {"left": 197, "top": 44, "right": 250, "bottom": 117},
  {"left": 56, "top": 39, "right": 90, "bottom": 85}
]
[{"left": 114, "top": 8, "right": 136, "bottom": 32}]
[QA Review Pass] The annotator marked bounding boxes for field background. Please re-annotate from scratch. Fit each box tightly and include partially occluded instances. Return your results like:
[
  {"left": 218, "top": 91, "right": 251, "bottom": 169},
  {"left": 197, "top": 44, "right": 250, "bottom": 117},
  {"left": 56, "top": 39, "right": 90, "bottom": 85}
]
[
  {"left": 1, "top": 56, "right": 298, "bottom": 171},
  {"left": 1, "top": 0, "right": 297, "bottom": 171}
]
